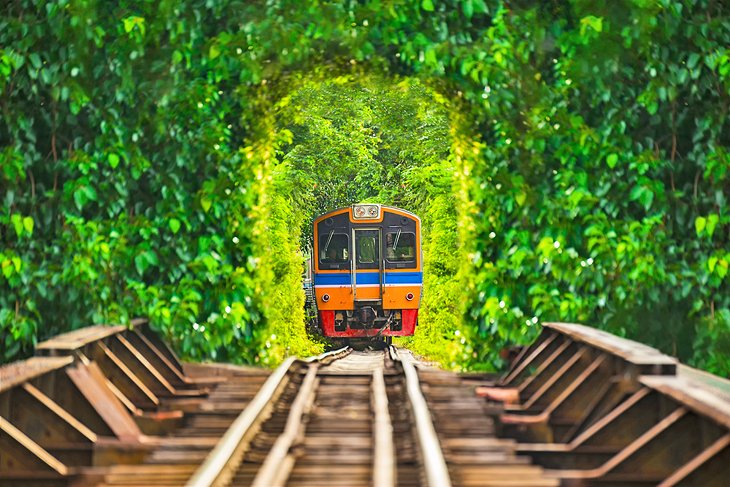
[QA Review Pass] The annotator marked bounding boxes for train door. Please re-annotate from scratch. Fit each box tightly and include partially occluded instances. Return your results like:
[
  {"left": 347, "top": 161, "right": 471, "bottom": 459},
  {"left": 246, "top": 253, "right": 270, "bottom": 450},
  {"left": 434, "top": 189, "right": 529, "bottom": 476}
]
[{"left": 352, "top": 228, "right": 382, "bottom": 303}]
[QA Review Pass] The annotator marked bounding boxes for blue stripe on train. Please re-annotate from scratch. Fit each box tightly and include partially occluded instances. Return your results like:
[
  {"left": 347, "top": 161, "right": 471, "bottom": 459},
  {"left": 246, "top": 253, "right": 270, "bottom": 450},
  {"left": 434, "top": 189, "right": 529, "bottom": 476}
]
[
  {"left": 314, "top": 274, "right": 352, "bottom": 286},
  {"left": 314, "top": 272, "right": 422, "bottom": 286},
  {"left": 385, "top": 272, "right": 422, "bottom": 284}
]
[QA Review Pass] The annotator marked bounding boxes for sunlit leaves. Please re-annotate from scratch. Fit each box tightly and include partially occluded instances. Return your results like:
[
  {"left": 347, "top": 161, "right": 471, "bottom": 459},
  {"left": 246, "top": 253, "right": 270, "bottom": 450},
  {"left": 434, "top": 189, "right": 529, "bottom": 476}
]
[
  {"left": 696, "top": 214, "right": 720, "bottom": 238},
  {"left": 9, "top": 214, "right": 33, "bottom": 238},
  {"left": 606, "top": 153, "right": 618, "bottom": 168},
  {"left": 579, "top": 16, "right": 603, "bottom": 35},
  {"left": 169, "top": 218, "right": 182, "bottom": 234},
  {"left": 108, "top": 153, "right": 120, "bottom": 169},
  {"left": 122, "top": 16, "right": 145, "bottom": 35}
]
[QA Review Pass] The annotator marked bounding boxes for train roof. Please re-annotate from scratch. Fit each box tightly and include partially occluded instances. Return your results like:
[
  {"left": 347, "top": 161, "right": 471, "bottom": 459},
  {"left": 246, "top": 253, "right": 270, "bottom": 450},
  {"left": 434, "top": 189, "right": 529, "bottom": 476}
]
[{"left": 313, "top": 204, "right": 421, "bottom": 225}]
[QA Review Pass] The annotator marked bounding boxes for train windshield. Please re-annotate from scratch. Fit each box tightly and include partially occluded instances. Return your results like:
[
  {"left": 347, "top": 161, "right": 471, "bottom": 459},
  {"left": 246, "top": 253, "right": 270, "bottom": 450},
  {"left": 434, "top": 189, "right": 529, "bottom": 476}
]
[
  {"left": 355, "top": 230, "right": 380, "bottom": 269},
  {"left": 386, "top": 232, "right": 416, "bottom": 262},
  {"left": 319, "top": 233, "right": 349, "bottom": 263}
]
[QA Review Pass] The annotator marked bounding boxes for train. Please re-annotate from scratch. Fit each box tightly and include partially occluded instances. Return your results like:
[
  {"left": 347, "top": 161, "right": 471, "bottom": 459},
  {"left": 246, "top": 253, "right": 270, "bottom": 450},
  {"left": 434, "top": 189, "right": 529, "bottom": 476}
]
[{"left": 306, "top": 204, "right": 422, "bottom": 343}]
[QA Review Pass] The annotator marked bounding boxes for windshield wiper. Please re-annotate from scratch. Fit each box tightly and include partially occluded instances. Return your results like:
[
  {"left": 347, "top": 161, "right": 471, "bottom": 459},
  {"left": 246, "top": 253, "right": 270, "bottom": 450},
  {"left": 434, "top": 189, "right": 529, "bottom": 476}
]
[
  {"left": 393, "top": 228, "right": 401, "bottom": 251},
  {"left": 323, "top": 230, "right": 335, "bottom": 254}
]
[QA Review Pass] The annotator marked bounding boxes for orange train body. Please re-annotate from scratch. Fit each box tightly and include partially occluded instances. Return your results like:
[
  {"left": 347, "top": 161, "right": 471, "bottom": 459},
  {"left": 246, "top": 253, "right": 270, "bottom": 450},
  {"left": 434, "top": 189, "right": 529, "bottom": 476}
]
[{"left": 310, "top": 205, "right": 422, "bottom": 338}]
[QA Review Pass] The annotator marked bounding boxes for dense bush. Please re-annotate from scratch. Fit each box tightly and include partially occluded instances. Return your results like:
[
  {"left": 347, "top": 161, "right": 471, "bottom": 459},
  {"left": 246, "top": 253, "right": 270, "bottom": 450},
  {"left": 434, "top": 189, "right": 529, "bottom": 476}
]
[
  {"left": 1, "top": 0, "right": 728, "bottom": 375},
  {"left": 268, "top": 73, "right": 474, "bottom": 367}
]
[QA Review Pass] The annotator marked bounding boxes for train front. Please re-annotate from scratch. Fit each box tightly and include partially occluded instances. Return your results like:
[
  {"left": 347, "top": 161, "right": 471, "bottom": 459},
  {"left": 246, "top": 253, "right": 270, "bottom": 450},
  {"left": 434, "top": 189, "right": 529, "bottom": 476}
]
[{"left": 312, "top": 204, "right": 422, "bottom": 339}]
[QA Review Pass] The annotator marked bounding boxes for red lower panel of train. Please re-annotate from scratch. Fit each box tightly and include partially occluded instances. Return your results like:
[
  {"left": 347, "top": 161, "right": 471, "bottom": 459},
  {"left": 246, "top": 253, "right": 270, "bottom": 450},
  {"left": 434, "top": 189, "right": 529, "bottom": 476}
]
[{"left": 320, "top": 309, "right": 418, "bottom": 337}]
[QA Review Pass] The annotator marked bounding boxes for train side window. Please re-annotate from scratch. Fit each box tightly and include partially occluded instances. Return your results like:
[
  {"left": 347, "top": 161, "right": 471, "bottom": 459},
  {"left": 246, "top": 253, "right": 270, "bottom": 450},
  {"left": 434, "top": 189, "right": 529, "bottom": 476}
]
[
  {"left": 319, "top": 233, "right": 349, "bottom": 267},
  {"left": 386, "top": 232, "right": 416, "bottom": 263}
]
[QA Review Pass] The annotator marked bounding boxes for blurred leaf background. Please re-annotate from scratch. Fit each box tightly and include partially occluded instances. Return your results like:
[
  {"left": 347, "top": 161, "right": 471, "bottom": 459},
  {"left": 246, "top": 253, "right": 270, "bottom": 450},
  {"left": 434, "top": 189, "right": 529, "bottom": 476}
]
[{"left": 1, "top": 0, "right": 728, "bottom": 375}]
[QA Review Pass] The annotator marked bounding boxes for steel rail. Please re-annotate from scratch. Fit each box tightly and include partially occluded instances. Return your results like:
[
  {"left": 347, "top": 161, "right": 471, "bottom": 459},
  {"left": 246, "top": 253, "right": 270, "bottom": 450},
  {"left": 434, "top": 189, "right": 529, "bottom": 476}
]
[
  {"left": 372, "top": 367, "right": 395, "bottom": 487},
  {"left": 304, "top": 346, "right": 350, "bottom": 365},
  {"left": 186, "top": 346, "right": 350, "bottom": 487},
  {"left": 185, "top": 356, "right": 296, "bottom": 487},
  {"left": 251, "top": 364, "right": 320, "bottom": 487},
  {"left": 392, "top": 346, "right": 453, "bottom": 487}
]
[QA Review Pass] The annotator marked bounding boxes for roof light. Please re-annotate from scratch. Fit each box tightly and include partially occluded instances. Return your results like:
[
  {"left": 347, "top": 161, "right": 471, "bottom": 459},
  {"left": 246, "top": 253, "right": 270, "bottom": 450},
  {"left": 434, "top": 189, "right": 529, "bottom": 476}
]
[{"left": 353, "top": 204, "right": 380, "bottom": 220}]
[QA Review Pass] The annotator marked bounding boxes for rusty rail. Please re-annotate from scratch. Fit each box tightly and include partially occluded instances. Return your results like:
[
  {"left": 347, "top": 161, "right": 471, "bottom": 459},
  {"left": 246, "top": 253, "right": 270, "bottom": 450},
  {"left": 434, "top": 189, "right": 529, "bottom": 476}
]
[
  {"left": 391, "top": 346, "right": 453, "bottom": 487},
  {"left": 183, "top": 356, "right": 296, "bottom": 487},
  {"left": 371, "top": 367, "right": 395, "bottom": 487},
  {"left": 250, "top": 364, "right": 319, "bottom": 487},
  {"left": 186, "top": 346, "right": 350, "bottom": 487}
]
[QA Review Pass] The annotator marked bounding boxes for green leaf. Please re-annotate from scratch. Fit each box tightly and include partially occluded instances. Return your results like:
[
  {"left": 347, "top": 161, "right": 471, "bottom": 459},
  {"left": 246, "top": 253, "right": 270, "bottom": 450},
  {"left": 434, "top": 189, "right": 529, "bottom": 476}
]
[
  {"left": 472, "top": 0, "right": 488, "bottom": 14},
  {"left": 687, "top": 53, "right": 700, "bottom": 69},
  {"left": 463, "top": 0, "right": 473, "bottom": 18},
  {"left": 201, "top": 197, "right": 212, "bottom": 213},
  {"left": 85, "top": 185, "right": 98, "bottom": 202},
  {"left": 628, "top": 185, "right": 653, "bottom": 210},
  {"left": 421, "top": 0, "right": 435, "bottom": 12},
  {"left": 29, "top": 53, "right": 41, "bottom": 69},
  {"left": 108, "top": 153, "right": 120, "bottom": 169},
  {"left": 706, "top": 214, "right": 719, "bottom": 237},
  {"left": 580, "top": 16, "right": 603, "bottom": 34},
  {"left": 695, "top": 216, "right": 706, "bottom": 236},
  {"left": 209, "top": 44, "right": 220, "bottom": 60},
  {"left": 73, "top": 190, "right": 84, "bottom": 210},
  {"left": 1, "top": 259, "right": 13, "bottom": 279},
  {"left": 424, "top": 48, "right": 437, "bottom": 66},
  {"left": 134, "top": 253, "right": 147, "bottom": 275},
  {"left": 10, "top": 214, "right": 23, "bottom": 237},
  {"left": 629, "top": 185, "right": 643, "bottom": 201},
  {"left": 169, "top": 218, "right": 181, "bottom": 234},
  {"left": 606, "top": 153, "right": 618, "bottom": 168},
  {"left": 640, "top": 189, "right": 654, "bottom": 210},
  {"left": 717, "top": 259, "right": 728, "bottom": 279},
  {"left": 123, "top": 16, "right": 145, "bottom": 34},
  {"left": 134, "top": 250, "right": 158, "bottom": 276},
  {"left": 123, "top": 17, "right": 135, "bottom": 33},
  {"left": 73, "top": 185, "right": 98, "bottom": 210},
  {"left": 22, "top": 216, "right": 33, "bottom": 235},
  {"left": 515, "top": 191, "right": 526, "bottom": 206}
]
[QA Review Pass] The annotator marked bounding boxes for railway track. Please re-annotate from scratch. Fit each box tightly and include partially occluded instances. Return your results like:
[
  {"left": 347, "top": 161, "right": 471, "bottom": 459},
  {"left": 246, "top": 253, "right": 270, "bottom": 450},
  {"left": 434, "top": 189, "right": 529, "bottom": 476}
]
[
  {"left": 188, "top": 346, "right": 554, "bottom": 487},
  {"left": 1, "top": 319, "right": 728, "bottom": 485}
]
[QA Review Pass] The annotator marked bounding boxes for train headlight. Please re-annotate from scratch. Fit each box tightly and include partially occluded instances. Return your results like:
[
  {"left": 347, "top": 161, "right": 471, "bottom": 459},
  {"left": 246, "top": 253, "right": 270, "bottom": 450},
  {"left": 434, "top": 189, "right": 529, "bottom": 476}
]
[
  {"left": 406, "top": 292, "right": 414, "bottom": 301},
  {"left": 322, "top": 294, "right": 330, "bottom": 302},
  {"left": 353, "top": 204, "right": 380, "bottom": 220}
]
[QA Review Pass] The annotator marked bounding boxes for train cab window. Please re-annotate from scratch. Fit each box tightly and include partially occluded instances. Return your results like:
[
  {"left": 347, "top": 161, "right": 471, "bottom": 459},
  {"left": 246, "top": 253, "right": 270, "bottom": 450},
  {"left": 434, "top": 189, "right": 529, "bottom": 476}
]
[
  {"left": 386, "top": 231, "right": 416, "bottom": 264},
  {"left": 319, "top": 233, "right": 349, "bottom": 269}
]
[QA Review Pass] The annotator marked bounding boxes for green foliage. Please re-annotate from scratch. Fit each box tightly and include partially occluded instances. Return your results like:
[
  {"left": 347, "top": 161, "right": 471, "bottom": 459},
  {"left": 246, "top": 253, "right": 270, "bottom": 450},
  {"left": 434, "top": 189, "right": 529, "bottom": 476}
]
[
  {"left": 2, "top": 0, "right": 729, "bottom": 376},
  {"left": 0, "top": 0, "right": 264, "bottom": 363},
  {"left": 244, "top": 110, "right": 323, "bottom": 364},
  {"left": 270, "top": 72, "right": 472, "bottom": 367},
  {"left": 460, "top": 0, "right": 730, "bottom": 373}
]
